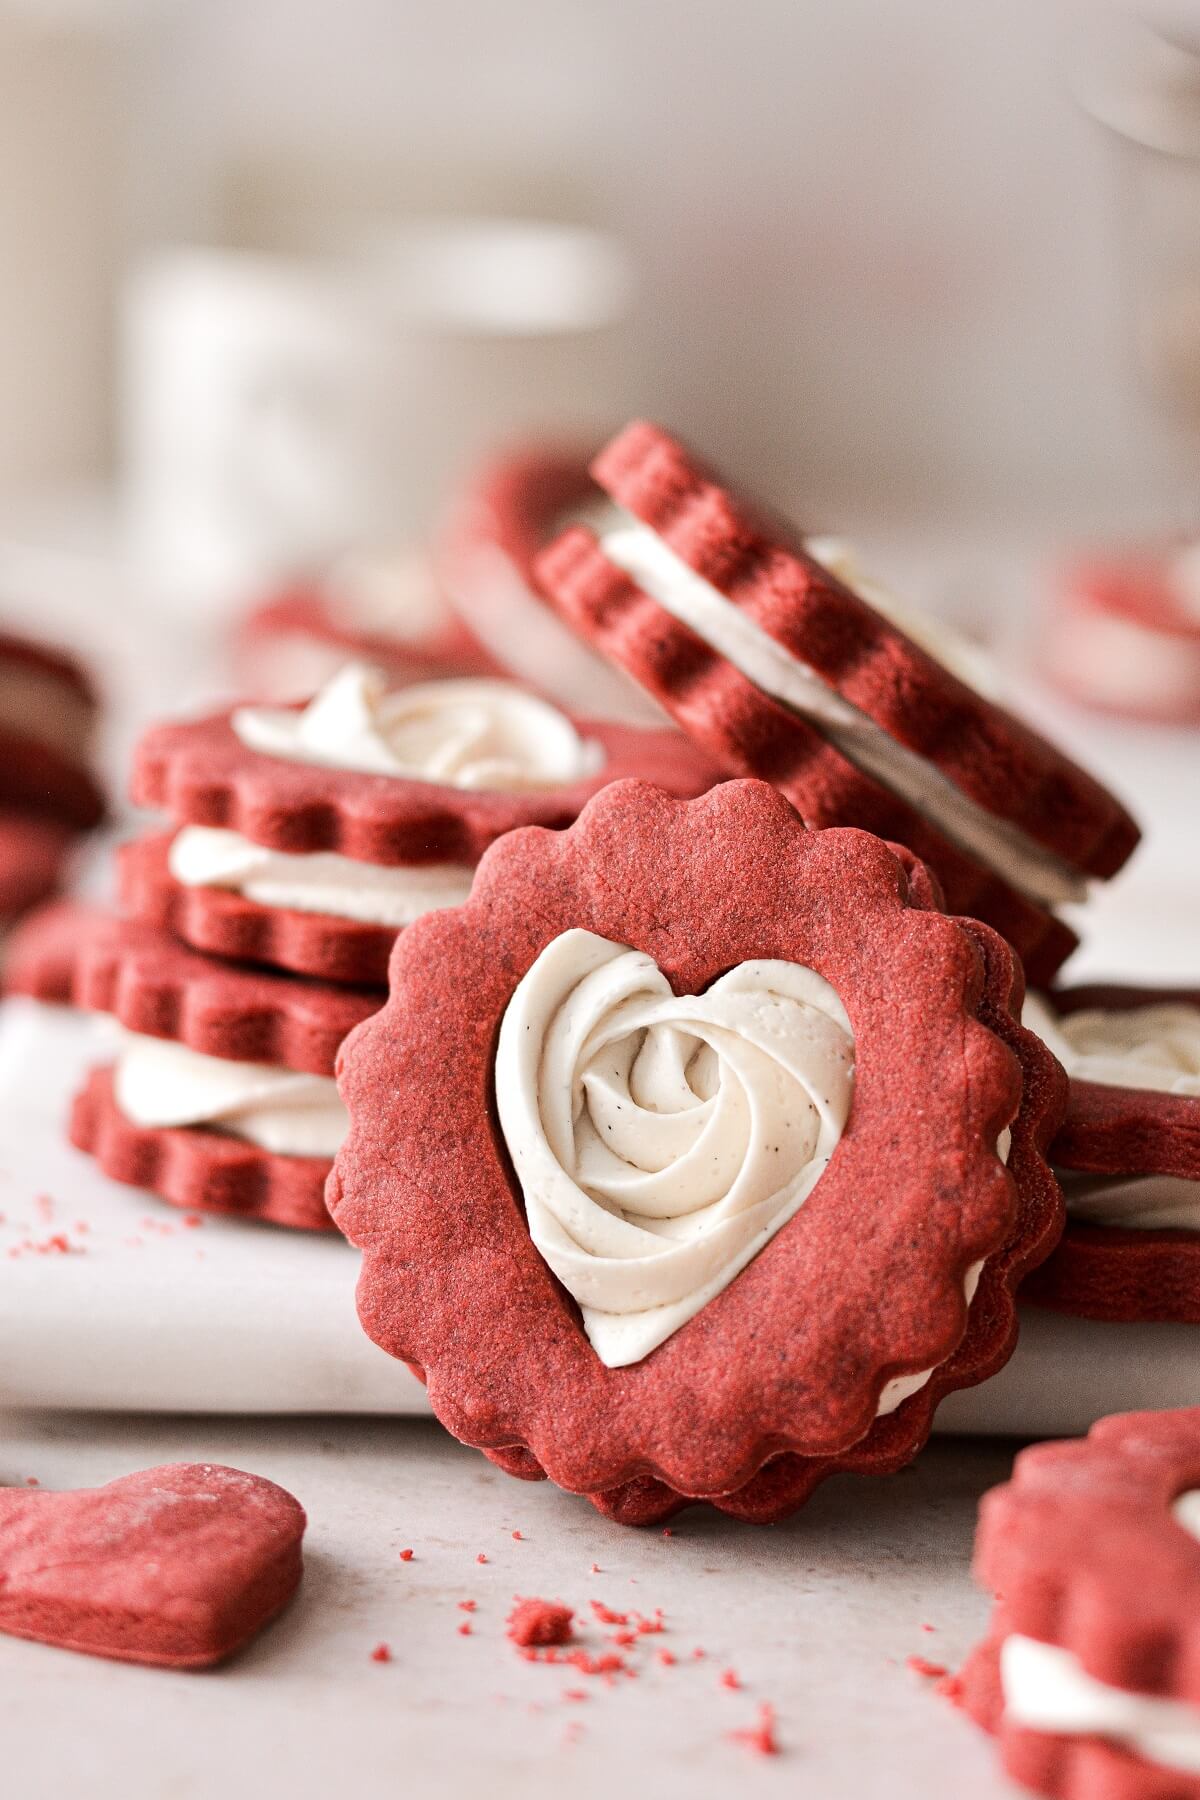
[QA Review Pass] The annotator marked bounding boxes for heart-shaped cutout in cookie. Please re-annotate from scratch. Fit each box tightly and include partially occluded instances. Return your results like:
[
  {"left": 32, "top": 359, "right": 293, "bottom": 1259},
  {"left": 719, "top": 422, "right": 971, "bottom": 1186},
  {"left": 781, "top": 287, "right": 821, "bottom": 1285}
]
[
  {"left": 0, "top": 1463, "right": 305, "bottom": 1667},
  {"left": 495, "top": 929, "right": 855, "bottom": 1365}
]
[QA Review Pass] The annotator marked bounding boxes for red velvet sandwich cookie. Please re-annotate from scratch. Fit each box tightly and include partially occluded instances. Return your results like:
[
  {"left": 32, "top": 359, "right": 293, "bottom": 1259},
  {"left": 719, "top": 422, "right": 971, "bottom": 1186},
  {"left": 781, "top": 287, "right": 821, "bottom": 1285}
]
[
  {"left": 0, "top": 1462, "right": 305, "bottom": 1668},
  {"left": 437, "top": 444, "right": 664, "bottom": 723},
  {"left": 0, "top": 630, "right": 104, "bottom": 829},
  {"left": 961, "top": 1408, "right": 1200, "bottom": 1799},
  {"left": 0, "top": 810, "right": 77, "bottom": 926},
  {"left": 1021, "top": 983, "right": 1200, "bottom": 1323},
  {"left": 535, "top": 420, "right": 1141, "bottom": 986},
  {"left": 233, "top": 545, "right": 495, "bottom": 702},
  {"left": 126, "top": 662, "right": 716, "bottom": 983},
  {"left": 5, "top": 903, "right": 380, "bottom": 1230},
  {"left": 329, "top": 777, "right": 1065, "bottom": 1525},
  {"left": 1043, "top": 540, "right": 1200, "bottom": 725}
]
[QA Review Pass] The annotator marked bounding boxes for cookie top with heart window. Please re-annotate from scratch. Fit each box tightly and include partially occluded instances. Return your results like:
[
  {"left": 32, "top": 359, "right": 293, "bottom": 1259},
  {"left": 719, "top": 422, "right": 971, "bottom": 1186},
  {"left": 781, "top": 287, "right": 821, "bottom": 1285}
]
[{"left": 329, "top": 777, "right": 1066, "bottom": 1524}]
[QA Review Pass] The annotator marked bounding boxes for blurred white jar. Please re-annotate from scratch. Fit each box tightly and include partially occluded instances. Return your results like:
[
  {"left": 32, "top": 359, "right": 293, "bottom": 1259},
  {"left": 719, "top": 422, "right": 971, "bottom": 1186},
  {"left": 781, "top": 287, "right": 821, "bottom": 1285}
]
[
  {"left": 121, "top": 249, "right": 377, "bottom": 612},
  {"left": 121, "top": 223, "right": 634, "bottom": 618}
]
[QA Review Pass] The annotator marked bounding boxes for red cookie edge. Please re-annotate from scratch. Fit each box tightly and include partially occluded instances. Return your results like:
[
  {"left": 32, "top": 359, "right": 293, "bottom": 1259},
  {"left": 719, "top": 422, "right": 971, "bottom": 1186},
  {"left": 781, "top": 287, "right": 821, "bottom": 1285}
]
[
  {"left": 70, "top": 1063, "right": 336, "bottom": 1231},
  {"left": 118, "top": 831, "right": 396, "bottom": 988}
]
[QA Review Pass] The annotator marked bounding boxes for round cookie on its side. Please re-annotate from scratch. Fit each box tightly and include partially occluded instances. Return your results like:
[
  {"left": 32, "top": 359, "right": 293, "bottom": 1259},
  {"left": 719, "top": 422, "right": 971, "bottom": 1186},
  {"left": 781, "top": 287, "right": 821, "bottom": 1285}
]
[
  {"left": 329, "top": 776, "right": 1065, "bottom": 1525},
  {"left": 534, "top": 419, "right": 1141, "bottom": 986}
]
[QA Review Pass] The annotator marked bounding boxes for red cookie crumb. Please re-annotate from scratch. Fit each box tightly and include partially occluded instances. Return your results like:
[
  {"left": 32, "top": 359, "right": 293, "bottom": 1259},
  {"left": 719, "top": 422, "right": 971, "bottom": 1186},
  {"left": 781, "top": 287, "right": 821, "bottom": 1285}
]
[
  {"left": 907, "top": 1656, "right": 948, "bottom": 1680},
  {"left": 507, "top": 1598, "right": 575, "bottom": 1649},
  {"left": 719, "top": 1668, "right": 742, "bottom": 1691},
  {"left": 399, "top": 1549, "right": 413, "bottom": 1562},
  {"left": 370, "top": 1642, "right": 392, "bottom": 1663},
  {"left": 729, "top": 1703, "right": 780, "bottom": 1757}
]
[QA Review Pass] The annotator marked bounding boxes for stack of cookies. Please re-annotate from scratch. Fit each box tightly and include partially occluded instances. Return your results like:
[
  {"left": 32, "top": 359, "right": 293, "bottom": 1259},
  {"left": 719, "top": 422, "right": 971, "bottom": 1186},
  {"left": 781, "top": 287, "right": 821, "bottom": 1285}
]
[
  {"left": 313, "top": 419, "right": 1161, "bottom": 1523},
  {"left": 0, "top": 629, "right": 105, "bottom": 937},
  {"left": 6, "top": 659, "right": 715, "bottom": 1230}
]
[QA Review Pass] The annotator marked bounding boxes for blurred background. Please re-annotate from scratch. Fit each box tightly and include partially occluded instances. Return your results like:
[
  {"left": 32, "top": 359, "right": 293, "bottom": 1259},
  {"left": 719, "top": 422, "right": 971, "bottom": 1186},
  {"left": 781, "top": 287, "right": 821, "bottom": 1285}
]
[{"left": 0, "top": 0, "right": 1197, "bottom": 963}]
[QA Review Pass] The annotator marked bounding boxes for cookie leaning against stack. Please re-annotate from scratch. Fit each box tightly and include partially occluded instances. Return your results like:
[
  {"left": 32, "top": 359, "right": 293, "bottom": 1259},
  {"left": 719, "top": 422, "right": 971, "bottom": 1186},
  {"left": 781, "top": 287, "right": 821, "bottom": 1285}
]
[
  {"left": 7, "top": 660, "right": 717, "bottom": 1229},
  {"left": 534, "top": 419, "right": 1140, "bottom": 985}
]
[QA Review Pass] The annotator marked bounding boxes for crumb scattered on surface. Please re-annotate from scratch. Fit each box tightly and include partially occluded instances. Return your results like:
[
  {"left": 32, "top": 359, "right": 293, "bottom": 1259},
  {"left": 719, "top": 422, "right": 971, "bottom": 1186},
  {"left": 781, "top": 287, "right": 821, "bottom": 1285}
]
[
  {"left": 729, "top": 1703, "right": 779, "bottom": 1757},
  {"left": 370, "top": 1643, "right": 392, "bottom": 1664},
  {"left": 507, "top": 1598, "right": 575, "bottom": 1649},
  {"left": 906, "top": 1656, "right": 948, "bottom": 1680}
]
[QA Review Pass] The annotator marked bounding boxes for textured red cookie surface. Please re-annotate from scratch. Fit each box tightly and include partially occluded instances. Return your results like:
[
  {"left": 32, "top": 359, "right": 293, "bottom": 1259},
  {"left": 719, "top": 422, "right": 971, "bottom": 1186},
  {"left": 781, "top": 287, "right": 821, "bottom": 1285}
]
[
  {"left": 119, "top": 830, "right": 397, "bottom": 987},
  {"left": 1023, "top": 984, "right": 1200, "bottom": 1325},
  {"left": 133, "top": 704, "right": 715, "bottom": 866},
  {"left": 0, "top": 810, "right": 77, "bottom": 920},
  {"left": 0, "top": 1462, "right": 305, "bottom": 1668},
  {"left": 4, "top": 902, "right": 379, "bottom": 1074},
  {"left": 70, "top": 1064, "right": 336, "bottom": 1231},
  {"left": 329, "top": 777, "right": 1065, "bottom": 1523},
  {"left": 961, "top": 1409, "right": 1200, "bottom": 1799},
  {"left": 535, "top": 420, "right": 1140, "bottom": 984}
]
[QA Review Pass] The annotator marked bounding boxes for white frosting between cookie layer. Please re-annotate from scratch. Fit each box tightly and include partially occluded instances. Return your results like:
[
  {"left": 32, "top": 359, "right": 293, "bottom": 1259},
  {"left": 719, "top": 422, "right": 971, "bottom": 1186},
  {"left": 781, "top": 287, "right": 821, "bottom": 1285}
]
[
  {"left": 1002, "top": 1557, "right": 1200, "bottom": 1778},
  {"left": 494, "top": 928, "right": 855, "bottom": 1367},
  {"left": 233, "top": 663, "right": 604, "bottom": 790},
  {"left": 114, "top": 1032, "right": 347, "bottom": 1158},
  {"left": 600, "top": 520, "right": 1085, "bottom": 911},
  {"left": 168, "top": 825, "right": 475, "bottom": 929},
  {"left": 1057, "top": 1170, "right": 1200, "bottom": 1232},
  {"left": 1022, "top": 992, "right": 1200, "bottom": 1098}
]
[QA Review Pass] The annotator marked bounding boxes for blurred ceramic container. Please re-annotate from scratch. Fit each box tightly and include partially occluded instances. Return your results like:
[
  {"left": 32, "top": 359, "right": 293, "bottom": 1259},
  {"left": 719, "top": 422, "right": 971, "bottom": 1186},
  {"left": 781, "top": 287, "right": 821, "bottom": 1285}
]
[
  {"left": 120, "top": 224, "right": 635, "bottom": 624},
  {"left": 121, "top": 249, "right": 376, "bottom": 614}
]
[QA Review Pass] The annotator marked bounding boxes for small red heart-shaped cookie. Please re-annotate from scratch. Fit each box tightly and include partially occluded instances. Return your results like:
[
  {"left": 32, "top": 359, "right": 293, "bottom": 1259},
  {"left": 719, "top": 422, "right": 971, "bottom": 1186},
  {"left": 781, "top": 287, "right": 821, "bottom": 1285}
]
[{"left": 0, "top": 1463, "right": 305, "bottom": 1668}]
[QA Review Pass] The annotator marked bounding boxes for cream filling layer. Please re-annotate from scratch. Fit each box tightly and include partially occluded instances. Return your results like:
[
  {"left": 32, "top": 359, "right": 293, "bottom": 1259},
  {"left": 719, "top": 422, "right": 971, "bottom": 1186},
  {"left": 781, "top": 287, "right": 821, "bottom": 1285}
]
[
  {"left": 113, "top": 1032, "right": 347, "bottom": 1158},
  {"left": 233, "top": 662, "right": 604, "bottom": 791},
  {"left": 1001, "top": 1620, "right": 1200, "bottom": 1777},
  {"left": 1058, "top": 1169, "right": 1200, "bottom": 1232},
  {"left": 1022, "top": 993, "right": 1200, "bottom": 1098},
  {"left": 168, "top": 825, "right": 476, "bottom": 929},
  {"left": 600, "top": 520, "right": 1085, "bottom": 910}
]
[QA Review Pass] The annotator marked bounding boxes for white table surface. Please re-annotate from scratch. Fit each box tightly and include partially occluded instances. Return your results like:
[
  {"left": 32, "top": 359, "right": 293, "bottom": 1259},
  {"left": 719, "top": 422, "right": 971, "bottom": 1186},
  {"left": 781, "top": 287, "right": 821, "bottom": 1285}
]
[{"left": 0, "top": 1411, "right": 1018, "bottom": 1800}]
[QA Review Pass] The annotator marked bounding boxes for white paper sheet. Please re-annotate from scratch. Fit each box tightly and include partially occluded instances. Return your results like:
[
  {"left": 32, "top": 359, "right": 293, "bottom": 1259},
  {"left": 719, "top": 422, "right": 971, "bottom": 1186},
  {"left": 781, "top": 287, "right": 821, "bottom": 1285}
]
[{"left": 1, "top": 995, "right": 1195, "bottom": 1434}]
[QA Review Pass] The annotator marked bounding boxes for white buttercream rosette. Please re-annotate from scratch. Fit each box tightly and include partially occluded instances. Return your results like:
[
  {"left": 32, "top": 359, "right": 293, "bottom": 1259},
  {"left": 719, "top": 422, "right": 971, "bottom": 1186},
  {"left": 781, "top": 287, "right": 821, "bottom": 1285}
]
[{"left": 495, "top": 928, "right": 855, "bottom": 1367}]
